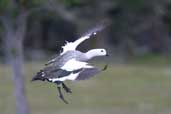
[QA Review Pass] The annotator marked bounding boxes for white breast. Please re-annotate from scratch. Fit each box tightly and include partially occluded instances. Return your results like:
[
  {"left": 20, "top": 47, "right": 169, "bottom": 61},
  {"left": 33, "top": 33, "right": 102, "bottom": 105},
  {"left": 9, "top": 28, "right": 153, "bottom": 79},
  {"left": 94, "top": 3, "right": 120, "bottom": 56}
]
[{"left": 61, "top": 59, "right": 93, "bottom": 71}]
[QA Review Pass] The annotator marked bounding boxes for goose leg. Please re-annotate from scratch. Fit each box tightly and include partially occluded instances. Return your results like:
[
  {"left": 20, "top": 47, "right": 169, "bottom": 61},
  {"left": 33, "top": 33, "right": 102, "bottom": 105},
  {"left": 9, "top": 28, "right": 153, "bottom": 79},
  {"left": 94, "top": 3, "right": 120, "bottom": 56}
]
[
  {"left": 62, "top": 82, "right": 72, "bottom": 93},
  {"left": 56, "top": 81, "right": 68, "bottom": 104}
]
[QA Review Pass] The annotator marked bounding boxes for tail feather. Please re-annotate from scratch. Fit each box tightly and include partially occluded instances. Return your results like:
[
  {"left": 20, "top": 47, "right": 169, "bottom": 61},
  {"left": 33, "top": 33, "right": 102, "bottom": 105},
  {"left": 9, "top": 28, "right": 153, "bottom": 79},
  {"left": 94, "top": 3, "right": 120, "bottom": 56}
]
[{"left": 31, "top": 70, "right": 46, "bottom": 81}]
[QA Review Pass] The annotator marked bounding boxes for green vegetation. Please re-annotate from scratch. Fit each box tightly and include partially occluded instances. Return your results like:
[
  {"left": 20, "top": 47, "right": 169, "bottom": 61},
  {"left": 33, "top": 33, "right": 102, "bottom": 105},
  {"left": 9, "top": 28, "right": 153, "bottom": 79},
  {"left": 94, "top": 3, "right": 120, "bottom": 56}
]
[
  {"left": 132, "top": 54, "right": 171, "bottom": 66},
  {"left": 1, "top": 61, "right": 171, "bottom": 114}
]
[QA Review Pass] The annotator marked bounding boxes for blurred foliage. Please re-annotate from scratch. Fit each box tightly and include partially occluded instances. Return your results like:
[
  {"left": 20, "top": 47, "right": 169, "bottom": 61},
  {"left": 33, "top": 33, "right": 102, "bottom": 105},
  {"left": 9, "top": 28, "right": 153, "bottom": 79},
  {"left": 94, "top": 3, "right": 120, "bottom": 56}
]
[
  {"left": 61, "top": 0, "right": 83, "bottom": 7},
  {"left": 0, "top": 0, "right": 9, "bottom": 11},
  {"left": 131, "top": 54, "right": 171, "bottom": 65},
  {"left": 119, "top": 0, "right": 146, "bottom": 10},
  {"left": 1, "top": 0, "right": 171, "bottom": 60}
]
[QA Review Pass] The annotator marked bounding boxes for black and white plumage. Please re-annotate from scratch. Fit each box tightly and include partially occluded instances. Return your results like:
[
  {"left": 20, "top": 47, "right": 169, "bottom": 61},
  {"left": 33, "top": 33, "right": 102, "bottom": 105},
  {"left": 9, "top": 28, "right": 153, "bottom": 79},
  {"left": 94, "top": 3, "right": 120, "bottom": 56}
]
[
  {"left": 45, "top": 24, "right": 108, "bottom": 67},
  {"left": 32, "top": 24, "right": 108, "bottom": 104},
  {"left": 32, "top": 59, "right": 108, "bottom": 82}
]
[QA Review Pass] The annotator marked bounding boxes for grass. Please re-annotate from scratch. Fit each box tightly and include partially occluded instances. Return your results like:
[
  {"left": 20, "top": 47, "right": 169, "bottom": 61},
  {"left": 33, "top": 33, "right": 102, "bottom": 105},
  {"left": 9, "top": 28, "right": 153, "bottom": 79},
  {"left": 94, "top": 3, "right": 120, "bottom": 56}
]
[
  {"left": 1, "top": 61, "right": 171, "bottom": 114},
  {"left": 131, "top": 54, "right": 171, "bottom": 66}
]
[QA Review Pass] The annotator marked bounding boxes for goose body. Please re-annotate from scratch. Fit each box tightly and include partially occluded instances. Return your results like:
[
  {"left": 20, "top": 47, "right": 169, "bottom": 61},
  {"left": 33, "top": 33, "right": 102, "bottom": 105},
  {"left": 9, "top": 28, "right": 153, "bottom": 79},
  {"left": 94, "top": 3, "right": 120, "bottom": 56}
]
[{"left": 32, "top": 24, "right": 108, "bottom": 104}]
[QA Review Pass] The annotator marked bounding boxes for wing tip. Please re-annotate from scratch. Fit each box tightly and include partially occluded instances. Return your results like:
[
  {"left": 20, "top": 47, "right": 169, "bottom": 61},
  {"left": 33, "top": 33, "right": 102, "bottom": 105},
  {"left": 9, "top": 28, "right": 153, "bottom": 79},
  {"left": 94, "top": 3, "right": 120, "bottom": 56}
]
[{"left": 102, "top": 64, "right": 108, "bottom": 71}]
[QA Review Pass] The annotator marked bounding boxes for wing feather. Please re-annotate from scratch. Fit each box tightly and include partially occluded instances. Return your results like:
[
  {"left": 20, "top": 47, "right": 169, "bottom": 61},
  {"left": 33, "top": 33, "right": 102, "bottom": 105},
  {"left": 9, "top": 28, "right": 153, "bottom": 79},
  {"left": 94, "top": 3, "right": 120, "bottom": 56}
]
[
  {"left": 60, "top": 24, "right": 106, "bottom": 55},
  {"left": 76, "top": 65, "right": 108, "bottom": 80}
]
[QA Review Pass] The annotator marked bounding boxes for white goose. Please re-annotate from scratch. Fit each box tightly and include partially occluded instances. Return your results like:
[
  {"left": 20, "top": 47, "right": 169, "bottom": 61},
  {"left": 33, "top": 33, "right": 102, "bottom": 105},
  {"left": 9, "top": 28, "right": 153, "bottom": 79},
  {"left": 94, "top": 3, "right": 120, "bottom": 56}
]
[{"left": 32, "top": 24, "right": 109, "bottom": 104}]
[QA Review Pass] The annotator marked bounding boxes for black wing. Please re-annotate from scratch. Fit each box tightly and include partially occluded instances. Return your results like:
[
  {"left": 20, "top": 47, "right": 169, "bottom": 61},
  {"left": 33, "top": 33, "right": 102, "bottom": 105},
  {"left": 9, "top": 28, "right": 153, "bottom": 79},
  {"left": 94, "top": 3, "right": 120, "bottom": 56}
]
[
  {"left": 76, "top": 65, "right": 108, "bottom": 80},
  {"left": 31, "top": 65, "right": 84, "bottom": 82},
  {"left": 32, "top": 66, "right": 69, "bottom": 81}
]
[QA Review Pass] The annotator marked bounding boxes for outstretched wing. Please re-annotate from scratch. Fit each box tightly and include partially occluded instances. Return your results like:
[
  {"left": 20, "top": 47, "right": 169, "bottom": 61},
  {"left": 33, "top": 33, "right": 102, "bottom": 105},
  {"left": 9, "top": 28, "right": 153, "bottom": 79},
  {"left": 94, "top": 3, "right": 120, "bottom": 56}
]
[
  {"left": 75, "top": 64, "right": 108, "bottom": 80},
  {"left": 45, "top": 54, "right": 59, "bottom": 66},
  {"left": 31, "top": 66, "right": 69, "bottom": 81},
  {"left": 60, "top": 24, "right": 106, "bottom": 55},
  {"left": 32, "top": 58, "right": 108, "bottom": 82},
  {"left": 32, "top": 59, "right": 94, "bottom": 82}
]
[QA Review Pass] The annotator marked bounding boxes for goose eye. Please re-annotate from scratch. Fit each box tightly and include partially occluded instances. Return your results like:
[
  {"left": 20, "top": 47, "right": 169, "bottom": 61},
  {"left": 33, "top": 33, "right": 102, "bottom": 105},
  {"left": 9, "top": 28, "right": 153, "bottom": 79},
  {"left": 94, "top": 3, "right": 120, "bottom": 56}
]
[{"left": 101, "top": 50, "right": 104, "bottom": 52}]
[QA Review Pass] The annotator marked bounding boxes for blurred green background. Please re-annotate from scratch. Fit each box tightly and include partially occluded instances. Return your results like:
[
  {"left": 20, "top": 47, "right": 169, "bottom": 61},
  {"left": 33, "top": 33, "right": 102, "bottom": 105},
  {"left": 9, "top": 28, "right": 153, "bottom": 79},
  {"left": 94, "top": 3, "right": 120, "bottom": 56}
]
[
  {"left": 1, "top": 0, "right": 171, "bottom": 114},
  {"left": 1, "top": 62, "right": 171, "bottom": 114}
]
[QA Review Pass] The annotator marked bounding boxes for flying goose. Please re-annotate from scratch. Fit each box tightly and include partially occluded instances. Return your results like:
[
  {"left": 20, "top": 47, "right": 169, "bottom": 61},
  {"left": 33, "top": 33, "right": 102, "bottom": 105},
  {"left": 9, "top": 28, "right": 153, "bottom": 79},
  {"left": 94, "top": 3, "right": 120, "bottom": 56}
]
[{"left": 32, "top": 24, "right": 109, "bottom": 103}]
